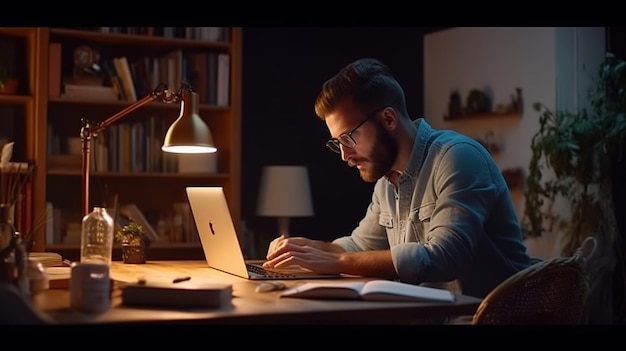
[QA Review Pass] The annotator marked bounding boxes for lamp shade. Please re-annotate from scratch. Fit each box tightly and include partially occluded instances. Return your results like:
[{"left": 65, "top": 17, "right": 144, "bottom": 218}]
[
  {"left": 256, "top": 165, "right": 314, "bottom": 217},
  {"left": 162, "top": 91, "right": 217, "bottom": 154}
]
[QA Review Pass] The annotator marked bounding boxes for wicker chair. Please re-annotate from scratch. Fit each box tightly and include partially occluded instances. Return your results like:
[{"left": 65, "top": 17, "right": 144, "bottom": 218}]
[{"left": 471, "top": 236, "right": 596, "bottom": 325}]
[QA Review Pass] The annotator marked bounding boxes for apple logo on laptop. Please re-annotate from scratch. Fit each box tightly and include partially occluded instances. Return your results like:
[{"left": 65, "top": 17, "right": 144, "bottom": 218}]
[{"left": 209, "top": 220, "right": 215, "bottom": 235}]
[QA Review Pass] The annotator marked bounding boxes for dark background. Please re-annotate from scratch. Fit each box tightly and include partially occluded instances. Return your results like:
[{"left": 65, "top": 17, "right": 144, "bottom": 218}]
[{"left": 240, "top": 27, "right": 445, "bottom": 251}]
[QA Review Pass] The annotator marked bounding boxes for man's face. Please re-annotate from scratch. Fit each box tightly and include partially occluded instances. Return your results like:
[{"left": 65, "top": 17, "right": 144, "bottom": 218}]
[{"left": 325, "top": 103, "right": 397, "bottom": 182}]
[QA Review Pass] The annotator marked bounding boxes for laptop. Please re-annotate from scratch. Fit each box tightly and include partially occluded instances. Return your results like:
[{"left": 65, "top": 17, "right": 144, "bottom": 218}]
[{"left": 186, "top": 186, "right": 342, "bottom": 280}]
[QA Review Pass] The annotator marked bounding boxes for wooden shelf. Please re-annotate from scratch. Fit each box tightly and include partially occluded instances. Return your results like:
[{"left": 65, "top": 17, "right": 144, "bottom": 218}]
[{"left": 46, "top": 169, "right": 230, "bottom": 178}]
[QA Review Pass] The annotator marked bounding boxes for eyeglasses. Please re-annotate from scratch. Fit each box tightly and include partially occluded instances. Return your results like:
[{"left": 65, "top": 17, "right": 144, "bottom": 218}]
[{"left": 325, "top": 106, "right": 390, "bottom": 154}]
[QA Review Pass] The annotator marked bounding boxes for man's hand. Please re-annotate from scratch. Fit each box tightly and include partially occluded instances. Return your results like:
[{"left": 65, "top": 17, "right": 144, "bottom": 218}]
[{"left": 263, "top": 236, "right": 343, "bottom": 274}]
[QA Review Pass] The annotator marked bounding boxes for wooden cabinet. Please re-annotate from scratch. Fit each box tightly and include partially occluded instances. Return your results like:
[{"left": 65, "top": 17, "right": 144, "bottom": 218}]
[{"left": 4, "top": 27, "right": 241, "bottom": 259}]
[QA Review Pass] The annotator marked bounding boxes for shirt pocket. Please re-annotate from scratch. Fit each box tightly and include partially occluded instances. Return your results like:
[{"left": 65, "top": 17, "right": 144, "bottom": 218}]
[
  {"left": 410, "top": 203, "right": 435, "bottom": 242},
  {"left": 378, "top": 211, "right": 394, "bottom": 228},
  {"left": 417, "top": 203, "right": 435, "bottom": 222}
]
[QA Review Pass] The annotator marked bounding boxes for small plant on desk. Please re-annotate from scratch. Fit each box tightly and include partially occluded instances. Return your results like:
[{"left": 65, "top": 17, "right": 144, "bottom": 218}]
[{"left": 115, "top": 220, "right": 149, "bottom": 264}]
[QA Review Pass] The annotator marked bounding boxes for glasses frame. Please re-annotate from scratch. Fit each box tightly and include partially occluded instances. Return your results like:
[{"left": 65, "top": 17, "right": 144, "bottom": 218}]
[{"left": 325, "top": 105, "right": 390, "bottom": 154}]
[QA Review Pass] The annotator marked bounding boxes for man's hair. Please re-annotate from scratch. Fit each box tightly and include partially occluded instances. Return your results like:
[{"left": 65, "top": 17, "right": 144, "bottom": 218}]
[{"left": 314, "top": 58, "right": 409, "bottom": 120}]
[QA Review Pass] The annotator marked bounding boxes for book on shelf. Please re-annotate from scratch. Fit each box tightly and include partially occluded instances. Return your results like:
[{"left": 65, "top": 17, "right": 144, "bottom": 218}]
[
  {"left": 279, "top": 280, "right": 456, "bottom": 303},
  {"left": 116, "top": 204, "right": 160, "bottom": 242},
  {"left": 48, "top": 42, "right": 62, "bottom": 97},
  {"left": 113, "top": 56, "right": 137, "bottom": 101},
  {"left": 216, "top": 53, "right": 230, "bottom": 107},
  {"left": 62, "top": 83, "right": 119, "bottom": 101}
]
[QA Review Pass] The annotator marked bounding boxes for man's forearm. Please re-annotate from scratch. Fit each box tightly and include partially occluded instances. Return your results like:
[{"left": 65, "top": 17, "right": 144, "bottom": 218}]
[{"left": 338, "top": 250, "right": 398, "bottom": 279}]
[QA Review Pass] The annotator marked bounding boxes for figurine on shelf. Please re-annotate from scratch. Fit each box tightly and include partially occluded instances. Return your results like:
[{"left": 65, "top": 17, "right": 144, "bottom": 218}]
[
  {"left": 448, "top": 90, "right": 462, "bottom": 118},
  {"left": 511, "top": 87, "right": 523, "bottom": 113},
  {"left": 465, "top": 89, "right": 491, "bottom": 114}
]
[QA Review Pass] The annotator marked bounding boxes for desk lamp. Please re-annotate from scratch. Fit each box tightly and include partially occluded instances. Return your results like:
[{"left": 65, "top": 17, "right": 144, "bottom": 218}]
[
  {"left": 256, "top": 165, "right": 313, "bottom": 237},
  {"left": 80, "top": 83, "right": 216, "bottom": 216}
]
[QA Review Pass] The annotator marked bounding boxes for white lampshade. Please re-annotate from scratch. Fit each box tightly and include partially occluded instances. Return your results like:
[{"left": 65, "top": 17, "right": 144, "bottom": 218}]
[{"left": 256, "top": 165, "right": 314, "bottom": 237}]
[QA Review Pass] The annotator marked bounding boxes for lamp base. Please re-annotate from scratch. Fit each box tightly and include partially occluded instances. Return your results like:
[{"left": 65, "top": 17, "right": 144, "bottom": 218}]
[{"left": 277, "top": 217, "right": 290, "bottom": 238}]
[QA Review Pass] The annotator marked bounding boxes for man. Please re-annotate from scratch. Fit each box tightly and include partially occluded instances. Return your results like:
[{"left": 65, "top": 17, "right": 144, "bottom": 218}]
[{"left": 263, "top": 58, "right": 530, "bottom": 298}]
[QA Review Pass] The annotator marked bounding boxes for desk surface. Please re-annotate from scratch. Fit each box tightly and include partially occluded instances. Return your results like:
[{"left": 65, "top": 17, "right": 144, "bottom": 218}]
[{"left": 34, "top": 261, "right": 482, "bottom": 324}]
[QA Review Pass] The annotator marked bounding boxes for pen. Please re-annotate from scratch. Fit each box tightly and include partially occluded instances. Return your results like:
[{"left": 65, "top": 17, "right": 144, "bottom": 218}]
[{"left": 172, "top": 276, "right": 191, "bottom": 283}]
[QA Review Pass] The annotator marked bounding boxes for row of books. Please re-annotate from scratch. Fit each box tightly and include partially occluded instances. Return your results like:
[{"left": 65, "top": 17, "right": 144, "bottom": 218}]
[
  {"left": 47, "top": 116, "right": 179, "bottom": 174},
  {"left": 85, "top": 51, "right": 229, "bottom": 106},
  {"left": 62, "top": 27, "right": 231, "bottom": 42},
  {"left": 49, "top": 41, "right": 230, "bottom": 106},
  {"left": 45, "top": 201, "right": 199, "bottom": 245}
]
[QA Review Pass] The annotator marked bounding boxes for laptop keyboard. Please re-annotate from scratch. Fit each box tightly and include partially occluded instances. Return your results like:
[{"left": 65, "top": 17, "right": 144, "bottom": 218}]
[{"left": 246, "top": 263, "right": 296, "bottom": 279}]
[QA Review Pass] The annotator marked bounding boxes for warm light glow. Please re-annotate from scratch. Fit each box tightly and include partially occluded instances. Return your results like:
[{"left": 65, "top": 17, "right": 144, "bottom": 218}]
[
  {"left": 162, "top": 145, "right": 217, "bottom": 154},
  {"left": 161, "top": 91, "right": 217, "bottom": 154}
]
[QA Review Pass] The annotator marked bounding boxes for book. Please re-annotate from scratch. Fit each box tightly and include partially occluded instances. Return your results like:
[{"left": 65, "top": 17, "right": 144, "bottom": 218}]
[
  {"left": 216, "top": 53, "right": 230, "bottom": 106},
  {"left": 48, "top": 42, "right": 62, "bottom": 97},
  {"left": 45, "top": 266, "right": 71, "bottom": 289},
  {"left": 121, "top": 280, "right": 232, "bottom": 308},
  {"left": 113, "top": 57, "right": 137, "bottom": 101},
  {"left": 279, "top": 280, "right": 456, "bottom": 303},
  {"left": 28, "top": 252, "right": 63, "bottom": 267}
]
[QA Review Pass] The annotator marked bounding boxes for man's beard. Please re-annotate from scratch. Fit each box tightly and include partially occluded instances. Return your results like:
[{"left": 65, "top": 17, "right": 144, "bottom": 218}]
[{"left": 357, "top": 123, "right": 397, "bottom": 182}]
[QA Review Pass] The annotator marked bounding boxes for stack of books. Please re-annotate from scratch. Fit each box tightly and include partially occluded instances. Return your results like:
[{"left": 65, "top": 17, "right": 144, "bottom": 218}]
[{"left": 63, "top": 83, "right": 119, "bottom": 101}]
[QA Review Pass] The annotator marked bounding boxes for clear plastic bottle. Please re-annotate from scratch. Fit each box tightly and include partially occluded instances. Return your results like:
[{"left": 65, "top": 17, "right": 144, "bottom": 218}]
[{"left": 80, "top": 207, "right": 114, "bottom": 266}]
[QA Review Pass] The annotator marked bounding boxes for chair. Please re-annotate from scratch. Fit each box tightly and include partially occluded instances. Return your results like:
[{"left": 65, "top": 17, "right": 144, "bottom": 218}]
[
  {"left": 471, "top": 236, "right": 596, "bottom": 325},
  {"left": 0, "top": 281, "right": 53, "bottom": 325}
]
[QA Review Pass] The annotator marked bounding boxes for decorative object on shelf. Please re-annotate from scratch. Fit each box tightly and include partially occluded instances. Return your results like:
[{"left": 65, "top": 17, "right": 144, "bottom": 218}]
[
  {"left": 0, "top": 78, "right": 18, "bottom": 94},
  {"left": 115, "top": 220, "right": 148, "bottom": 264},
  {"left": 466, "top": 89, "right": 491, "bottom": 114},
  {"left": 256, "top": 165, "right": 314, "bottom": 238},
  {"left": 448, "top": 90, "right": 462, "bottom": 118},
  {"left": 71, "top": 45, "right": 103, "bottom": 85},
  {"left": 445, "top": 88, "right": 524, "bottom": 120},
  {"left": 79, "top": 82, "right": 217, "bottom": 216},
  {"left": 511, "top": 87, "right": 523, "bottom": 113},
  {"left": 0, "top": 62, "right": 18, "bottom": 95}
]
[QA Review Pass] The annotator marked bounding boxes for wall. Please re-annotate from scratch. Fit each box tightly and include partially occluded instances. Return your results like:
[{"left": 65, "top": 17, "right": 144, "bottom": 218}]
[{"left": 423, "top": 27, "right": 606, "bottom": 258}]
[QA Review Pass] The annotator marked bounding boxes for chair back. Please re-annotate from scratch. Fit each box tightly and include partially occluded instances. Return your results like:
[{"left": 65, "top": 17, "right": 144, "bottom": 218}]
[{"left": 471, "top": 236, "right": 596, "bottom": 325}]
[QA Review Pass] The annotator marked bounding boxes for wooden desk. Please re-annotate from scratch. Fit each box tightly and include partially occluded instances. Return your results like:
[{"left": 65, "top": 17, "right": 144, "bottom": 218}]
[{"left": 34, "top": 261, "right": 482, "bottom": 324}]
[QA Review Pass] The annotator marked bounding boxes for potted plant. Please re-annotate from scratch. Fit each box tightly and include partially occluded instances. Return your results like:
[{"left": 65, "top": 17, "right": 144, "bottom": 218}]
[
  {"left": 523, "top": 52, "right": 626, "bottom": 324},
  {"left": 0, "top": 64, "right": 18, "bottom": 94},
  {"left": 115, "top": 219, "right": 149, "bottom": 264}
]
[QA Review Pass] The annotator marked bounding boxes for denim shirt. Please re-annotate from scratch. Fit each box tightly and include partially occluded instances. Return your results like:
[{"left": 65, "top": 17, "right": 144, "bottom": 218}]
[{"left": 332, "top": 118, "right": 530, "bottom": 298}]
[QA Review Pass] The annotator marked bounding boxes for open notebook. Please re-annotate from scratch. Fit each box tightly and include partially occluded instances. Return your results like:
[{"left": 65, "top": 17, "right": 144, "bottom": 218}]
[{"left": 186, "top": 186, "right": 341, "bottom": 280}]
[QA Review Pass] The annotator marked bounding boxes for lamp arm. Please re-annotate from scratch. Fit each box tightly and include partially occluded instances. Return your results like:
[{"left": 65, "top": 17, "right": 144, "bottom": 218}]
[{"left": 80, "top": 83, "right": 191, "bottom": 216}]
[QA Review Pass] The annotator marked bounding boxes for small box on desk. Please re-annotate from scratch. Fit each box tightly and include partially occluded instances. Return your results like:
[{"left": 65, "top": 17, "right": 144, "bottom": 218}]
[{"left": 121, "top": 280, "right": 232, "bottom": 308}]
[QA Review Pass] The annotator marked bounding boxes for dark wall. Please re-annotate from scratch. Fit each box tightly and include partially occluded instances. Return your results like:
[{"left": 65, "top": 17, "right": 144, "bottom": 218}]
[{"left": 240, "top": 27, "right": 443, "bottom": 249}]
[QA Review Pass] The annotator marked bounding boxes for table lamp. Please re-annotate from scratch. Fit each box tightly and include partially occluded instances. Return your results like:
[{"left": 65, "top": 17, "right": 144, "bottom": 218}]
[
  {"left": 256, "top": 165, "right": 313, "bottom": 237},
  {"left": 80, "top": 83, "right": 217, "bottom": 216}
]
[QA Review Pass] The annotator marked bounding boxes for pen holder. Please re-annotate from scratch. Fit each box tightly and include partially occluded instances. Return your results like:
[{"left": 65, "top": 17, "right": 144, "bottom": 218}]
[{"left": 70, "top": 262, "right": 111, "bottom": 313}]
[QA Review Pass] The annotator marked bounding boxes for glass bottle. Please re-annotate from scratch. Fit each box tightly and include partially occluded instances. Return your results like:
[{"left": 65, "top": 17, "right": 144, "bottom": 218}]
[{"left": 80, "top": 207, "right": 114, "bottom": 266}]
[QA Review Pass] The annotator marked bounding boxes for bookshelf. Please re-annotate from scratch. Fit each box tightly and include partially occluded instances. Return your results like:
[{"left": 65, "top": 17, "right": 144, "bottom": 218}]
[
  {"left": 4, "top": 27, "right": 242, "bottom": 260},
  {"left": 0, "top": 28, "right": 46, "bottom": 245}
]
